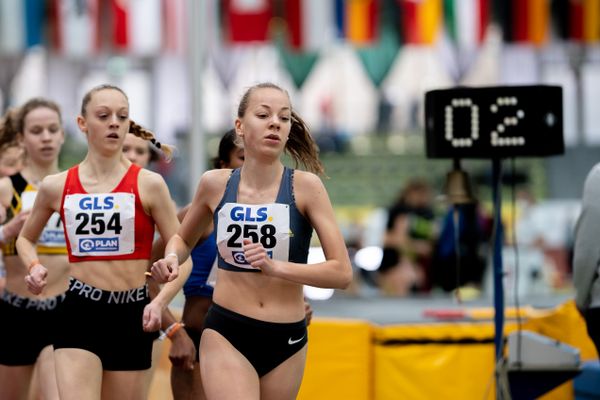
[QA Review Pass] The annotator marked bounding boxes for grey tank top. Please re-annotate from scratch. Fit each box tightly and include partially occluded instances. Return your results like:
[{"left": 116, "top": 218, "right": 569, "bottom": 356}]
[{"left": 214, "top": 167, "right": 313, "bottom": 272}]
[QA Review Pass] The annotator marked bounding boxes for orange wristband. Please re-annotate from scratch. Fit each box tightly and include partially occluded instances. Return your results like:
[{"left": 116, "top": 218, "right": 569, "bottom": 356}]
[
  {"left": 28, "top": 259, "right": 40, "bottom": 273},
  {"left": 166, "top": 322, "right": 185, "bottom": 340}
]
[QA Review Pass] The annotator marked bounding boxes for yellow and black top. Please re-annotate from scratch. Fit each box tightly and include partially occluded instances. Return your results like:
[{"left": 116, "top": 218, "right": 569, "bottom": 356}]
[{"left": 1, "top": 173, "right": 67, "bottom": 256}]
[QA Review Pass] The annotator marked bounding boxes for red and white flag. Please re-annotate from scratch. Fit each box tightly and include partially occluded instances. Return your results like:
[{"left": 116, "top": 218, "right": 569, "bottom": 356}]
[
  {"left": 284, "top": 0, "right": 335, "bottom": 51},
  {"left": 51, "top": 0, "right": 101, "bottom": 58},
  {"left": 112, "top": 0, "right": 163, "bottom": 55},
  {"left": 162, "top": 0, "right": 187, "bottom": 55},
  {"left": 225, "top": 0, "right": 273, "bottom": 43}
]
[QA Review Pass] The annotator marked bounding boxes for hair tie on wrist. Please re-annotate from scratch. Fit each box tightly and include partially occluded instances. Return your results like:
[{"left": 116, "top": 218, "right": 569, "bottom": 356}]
[
  {"left": 150, "top": 138, "right": 162, "bottom": 148},
  {"left": 28, "top": 259, "right": 41, "bottom": 273}
]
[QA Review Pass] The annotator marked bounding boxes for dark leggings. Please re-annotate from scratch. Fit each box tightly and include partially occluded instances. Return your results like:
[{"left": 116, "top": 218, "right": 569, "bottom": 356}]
[{"left": 585, "top": 307, "right": 600, "bottom": 357}]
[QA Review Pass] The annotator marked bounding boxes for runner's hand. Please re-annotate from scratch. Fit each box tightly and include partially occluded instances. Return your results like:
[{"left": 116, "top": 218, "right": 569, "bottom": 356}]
[
  {"left": 242, "top": 239, "right": 275, "bottom": 273},
  {"left": 143, "top": 301, "right": 162, "bottom": 332},
  {"left": 151, "top": 253, "right": 179, "bottom": 283},
  {"left": 169, "top": 329, "right": 196, "bottom": 371},
  {"left": 304, "top": 299, "right": 313, "bottom": 326},
  {"left": 25, "top": 263, "right": 47, "bottom": 295},
  {"left": 3, "top": 210, "right": 31, "bottom": 241}
]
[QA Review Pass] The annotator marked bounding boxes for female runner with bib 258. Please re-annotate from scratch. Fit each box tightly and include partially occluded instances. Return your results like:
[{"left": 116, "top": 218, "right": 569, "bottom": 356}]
[
  {"left": 16, "top": 84, "right": 190, "bottom": 400},
  {"left": 152, "top": 82, "right": 352, "bottom": 400}
]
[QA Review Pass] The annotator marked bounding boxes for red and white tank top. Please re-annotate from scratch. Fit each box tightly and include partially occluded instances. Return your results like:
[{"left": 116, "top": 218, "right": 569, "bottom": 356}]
[{"left": 60, "top": 164, "right": 155, "bottom": 262}]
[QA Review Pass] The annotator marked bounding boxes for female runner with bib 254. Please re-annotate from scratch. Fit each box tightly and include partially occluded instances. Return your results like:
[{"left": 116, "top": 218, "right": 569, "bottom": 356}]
[{"left": 16, "top": 84, "right": 190, "bottom": 400}]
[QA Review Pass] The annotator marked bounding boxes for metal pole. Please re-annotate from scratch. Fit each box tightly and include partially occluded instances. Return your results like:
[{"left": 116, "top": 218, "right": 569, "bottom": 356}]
[
  {"left": 492, "top": 158, "right": 505, "bottom": 398},
  {"left": 188, "top": 0, "right": 206, "bottom": 200}
]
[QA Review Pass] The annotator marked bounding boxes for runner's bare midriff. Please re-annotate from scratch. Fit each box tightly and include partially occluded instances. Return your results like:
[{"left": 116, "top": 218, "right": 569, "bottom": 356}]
[
  {"left": 213, "top": 269, "right": 305, "bottom": 323},
  {"left": 69, "top": 259, "right": 149, "bottom": 291}
]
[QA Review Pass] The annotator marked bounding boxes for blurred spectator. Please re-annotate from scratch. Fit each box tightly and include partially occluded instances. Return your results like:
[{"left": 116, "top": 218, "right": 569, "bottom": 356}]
[
  {"left": 315, "top": 95, "right": 347, "bottom": 153},
  {"left": 382, "top": 179, "right": 436, "bottom": 293},
  {"left": 514, "top": 188, "right": 579, "bottom": 289},
  {"left": 431, "top": 202, "right": 491, "bottom": 293},
  {"left": 377, "top": 247, "right": 418, "bottom": 297}
]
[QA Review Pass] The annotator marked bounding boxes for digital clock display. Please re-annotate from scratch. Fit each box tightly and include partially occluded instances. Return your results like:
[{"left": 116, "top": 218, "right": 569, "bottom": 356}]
[{"left": 425, "top": 85, "right": 564, "bottom": 159}]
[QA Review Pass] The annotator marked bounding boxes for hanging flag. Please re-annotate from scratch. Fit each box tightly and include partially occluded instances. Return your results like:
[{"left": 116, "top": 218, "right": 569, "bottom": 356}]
[
  {"left": 356, "top": 0, "right": 401, "bottom": 87},
  {"left": 582, "top": 0, "right": 600, "bottom": 42},
  {"left": 0, "top": 0, "right": 25, "bottom": 54},
  {"left": 283, "top": 0, "right": 335, "bottom": 51},
  {"left": 568, "top": 0, "right": 600, "bottom": 43},
  {"left": 551, "top": 0, "right": 600, "bottom": 43},
  {"left": 569, "top": 0, "right": 584, "bottom": 40},
  {"left": 511, "top": 0, "right": 529, "bottom": 42},
  {"left": 335, "top": 0, "right": 379, "bottom": 46},
  {"left": 111, "top": 0, "right": 163, "bottom": 55},
  {"left": 224, "top": 0, "right": 273, "bottom": 43},
  {"left": 526, "top": 0, "right": 548, "bottom": 45},
  {"left": 444, "top": 0, "right": 490, "bottom": 50},
  {"left": 357, "top": 27, "right": 400, "bottom": 87},
  {"left": 163, "top": 0, "right": 188, "bottom": 55},
  {"left": 551, "top": 0, "right": 570, "bottom": 39},
  {"left": 0, "top": 0, "right": 46, "bottom": 54},
  {"left": 399, "top": 0, "right": 443, "bottom": 45},
  {"left": 24, "top": 0, "right": 46, "bottom": 48},
  {"left": 51, "top": 0, "right": 101, "bottom": 58},
  {"left": 497, "top": 0, "right": 549, "bottom": 45},
  {"left": 273, "top": 28, "right": 319, "bottom": 89},
  {"left": 208, "top": 0, "right": 247, "bottom": 89}
]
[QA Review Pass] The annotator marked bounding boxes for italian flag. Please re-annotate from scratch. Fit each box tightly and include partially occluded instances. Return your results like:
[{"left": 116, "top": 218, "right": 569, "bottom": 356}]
[{"left": 444, "top": 0, "right": 489, "bottom": 50}]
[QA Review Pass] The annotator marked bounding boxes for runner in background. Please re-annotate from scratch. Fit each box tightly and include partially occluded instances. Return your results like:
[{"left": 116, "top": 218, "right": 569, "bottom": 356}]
[{"left": 0, "top": 99, "right": 68, "bottom": 400}]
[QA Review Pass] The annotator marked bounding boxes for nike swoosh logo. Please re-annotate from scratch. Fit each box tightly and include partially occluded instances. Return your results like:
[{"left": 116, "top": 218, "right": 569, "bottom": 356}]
[{"left": 288, "top": 335, "right": 305, "bottom": 345}]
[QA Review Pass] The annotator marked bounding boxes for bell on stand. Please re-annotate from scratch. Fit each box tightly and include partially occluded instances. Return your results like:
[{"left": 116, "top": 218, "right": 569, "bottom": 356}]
[{"left": 444, "top": 159, "right": 475, "bottom": 205}]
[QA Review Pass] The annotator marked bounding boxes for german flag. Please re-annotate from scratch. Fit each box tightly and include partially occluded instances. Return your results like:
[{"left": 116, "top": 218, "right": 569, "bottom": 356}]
[
  {"left": 496, "top": 0, "right": 549, "bottom": 46},
  {"left": 552, "top": 0, "right": 600, "bottom": 43}
]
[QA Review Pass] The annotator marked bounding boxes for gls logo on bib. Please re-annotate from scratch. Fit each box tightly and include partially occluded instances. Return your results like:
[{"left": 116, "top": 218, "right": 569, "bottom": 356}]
[
  {"left": 217, "top": 203, "right": 290, "bottom": 270},
  {"left": 63, "top": 193, "right": 135, "bottom": 256}
]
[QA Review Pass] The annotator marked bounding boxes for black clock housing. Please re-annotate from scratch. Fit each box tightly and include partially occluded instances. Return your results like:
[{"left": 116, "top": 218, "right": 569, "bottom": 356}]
[{"left": 425, "top": 85, "right": 564, "bottom": 159}]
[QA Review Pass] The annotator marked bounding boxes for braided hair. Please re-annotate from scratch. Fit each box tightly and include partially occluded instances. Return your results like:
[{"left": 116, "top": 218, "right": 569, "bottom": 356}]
[{"left": 129, "top": 119, "right": 174, "bottom": 161}]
